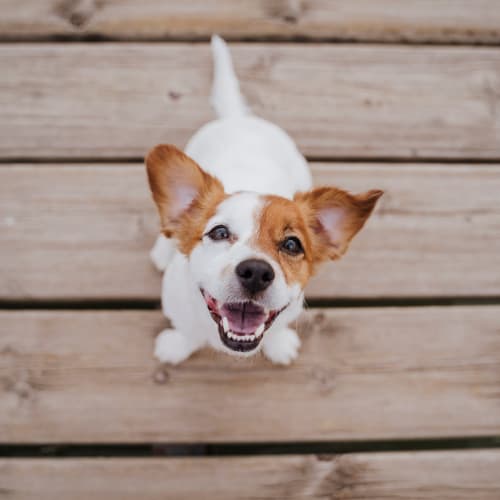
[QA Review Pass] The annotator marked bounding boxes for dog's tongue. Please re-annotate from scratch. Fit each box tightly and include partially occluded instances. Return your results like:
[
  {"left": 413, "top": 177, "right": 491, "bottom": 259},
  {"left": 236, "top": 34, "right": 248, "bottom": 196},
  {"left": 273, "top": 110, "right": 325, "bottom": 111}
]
[{"left": 220, "top": 302, "right": 266, "bottom": 334}]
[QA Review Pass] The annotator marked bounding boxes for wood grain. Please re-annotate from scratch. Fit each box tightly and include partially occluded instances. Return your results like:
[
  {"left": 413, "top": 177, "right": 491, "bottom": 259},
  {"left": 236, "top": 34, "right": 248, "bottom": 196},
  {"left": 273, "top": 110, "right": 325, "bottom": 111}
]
[
  {"left": 1, "top": 1, "right": 500, "bottom": 44},
  {"left": 1, "top": 307, "right": 499, "bottom": 443},
  {"left": 1, "top": 43, "right": 500, "bottom": 160},
  {"left": 1, "top": 163, "right": 499, "bottom": 301},
  {"left": 1, "top": 451, "right": 500, "bottom": 499}
]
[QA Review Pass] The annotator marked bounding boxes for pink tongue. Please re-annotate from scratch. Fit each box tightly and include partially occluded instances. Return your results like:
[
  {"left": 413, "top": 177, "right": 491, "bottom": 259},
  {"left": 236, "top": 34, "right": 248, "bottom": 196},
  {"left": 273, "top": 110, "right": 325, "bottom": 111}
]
[{"left": 220, "top": 302, "right": 267, "bottom": 334}]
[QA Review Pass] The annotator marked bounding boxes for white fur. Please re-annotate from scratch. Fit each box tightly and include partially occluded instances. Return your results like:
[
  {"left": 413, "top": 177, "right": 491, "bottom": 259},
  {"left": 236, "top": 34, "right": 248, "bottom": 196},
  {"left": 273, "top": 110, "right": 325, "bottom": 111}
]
[
  {"left": 210, "top": 34, "right": 249, "bottom": 118},
  {"left": 150, "top": 234, "right": 175, "bottom": 272},
  {"left": 151, "top": 36, "right": 312, "bottom": 365},
  {"left": 262, "top": 327, "right": 302, "bottom": 365}
]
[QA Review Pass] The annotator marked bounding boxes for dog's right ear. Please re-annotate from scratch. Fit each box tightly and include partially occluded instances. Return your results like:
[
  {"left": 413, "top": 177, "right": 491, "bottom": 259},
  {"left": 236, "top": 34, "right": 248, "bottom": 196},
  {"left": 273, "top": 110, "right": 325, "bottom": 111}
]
[{"left": 146, "top": 144, "right": 224, "bottom": 237}]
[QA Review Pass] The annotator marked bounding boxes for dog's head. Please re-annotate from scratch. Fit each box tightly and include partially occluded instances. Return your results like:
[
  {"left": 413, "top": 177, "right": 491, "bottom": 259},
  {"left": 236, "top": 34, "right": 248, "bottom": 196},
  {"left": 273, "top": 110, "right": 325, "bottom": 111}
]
[{"left": 147, "top": 145, "right": 382, "bottom": 356}]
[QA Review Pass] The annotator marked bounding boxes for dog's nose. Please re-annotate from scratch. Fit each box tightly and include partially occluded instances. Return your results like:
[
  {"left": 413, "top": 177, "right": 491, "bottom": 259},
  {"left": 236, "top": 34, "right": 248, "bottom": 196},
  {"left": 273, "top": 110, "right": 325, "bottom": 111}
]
[{"left": 236, "top": 259, "right": 275, "bottom": 294}]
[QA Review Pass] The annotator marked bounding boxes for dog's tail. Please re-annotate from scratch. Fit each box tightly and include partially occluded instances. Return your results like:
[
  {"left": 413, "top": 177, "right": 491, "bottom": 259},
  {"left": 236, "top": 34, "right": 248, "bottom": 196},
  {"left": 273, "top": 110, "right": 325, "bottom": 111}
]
[{"left": 211, "top": 34, "right": 250, "bottom": 118}]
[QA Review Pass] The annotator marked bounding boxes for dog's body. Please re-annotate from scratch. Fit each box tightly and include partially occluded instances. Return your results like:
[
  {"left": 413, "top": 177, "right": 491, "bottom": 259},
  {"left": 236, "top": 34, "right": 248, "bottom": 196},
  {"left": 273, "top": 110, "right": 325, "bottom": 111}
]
[{"left": 148, "top": 36, "right": 382, "bottom": 365}]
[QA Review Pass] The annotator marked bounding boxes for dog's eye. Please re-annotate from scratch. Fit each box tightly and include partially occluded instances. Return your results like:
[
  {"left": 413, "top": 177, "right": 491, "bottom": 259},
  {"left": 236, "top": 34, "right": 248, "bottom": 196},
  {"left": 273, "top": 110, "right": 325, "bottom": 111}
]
[
  {"left": 207, "top": 225, "right": 230, "bottom": 241},
  {"left": 280, "top": 236, "right": 304, "bottom": 256}
]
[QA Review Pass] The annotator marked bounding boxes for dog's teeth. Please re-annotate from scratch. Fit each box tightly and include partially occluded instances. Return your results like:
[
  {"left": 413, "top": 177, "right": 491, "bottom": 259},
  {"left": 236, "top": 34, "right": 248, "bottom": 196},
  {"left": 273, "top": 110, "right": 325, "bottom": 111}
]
[
  {"left": 224, "top": 331, "right": 259, "bottom": 342},
  {"left": 255, "top": 323, "right": 265, "bottom": 338},
  {"left": 222, "top": 316, "right": 229, "bottom": 333}
]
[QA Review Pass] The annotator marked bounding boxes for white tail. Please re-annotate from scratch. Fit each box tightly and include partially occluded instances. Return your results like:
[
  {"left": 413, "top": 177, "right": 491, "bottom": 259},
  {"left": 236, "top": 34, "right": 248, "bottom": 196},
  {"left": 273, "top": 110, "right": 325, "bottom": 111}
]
[{"left": 210, "top": 35, "right": 249, "bottom": 118}]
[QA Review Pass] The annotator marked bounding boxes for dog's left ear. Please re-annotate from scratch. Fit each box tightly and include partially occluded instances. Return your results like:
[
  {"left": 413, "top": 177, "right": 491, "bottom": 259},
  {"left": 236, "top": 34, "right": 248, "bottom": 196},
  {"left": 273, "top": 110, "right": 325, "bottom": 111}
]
[
  {"left": 295, "top": 187, "right": 383, "bottom": 261},
  {"left": 146, "top": 144, "right": 224, "bottom": 237}
]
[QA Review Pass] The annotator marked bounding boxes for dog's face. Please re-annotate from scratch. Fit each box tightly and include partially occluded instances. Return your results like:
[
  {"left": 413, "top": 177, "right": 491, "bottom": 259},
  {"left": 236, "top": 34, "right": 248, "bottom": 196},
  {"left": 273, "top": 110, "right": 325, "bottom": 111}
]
[{"left": 147, "top": 145, "right": 382, "bottom": 356}]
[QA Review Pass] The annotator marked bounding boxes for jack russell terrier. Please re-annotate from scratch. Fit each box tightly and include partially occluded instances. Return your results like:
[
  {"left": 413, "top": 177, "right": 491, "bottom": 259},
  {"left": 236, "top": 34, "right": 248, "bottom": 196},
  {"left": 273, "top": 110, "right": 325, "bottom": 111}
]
[{"left": 146, "top": 35, "right": 382, "bottom": 365}]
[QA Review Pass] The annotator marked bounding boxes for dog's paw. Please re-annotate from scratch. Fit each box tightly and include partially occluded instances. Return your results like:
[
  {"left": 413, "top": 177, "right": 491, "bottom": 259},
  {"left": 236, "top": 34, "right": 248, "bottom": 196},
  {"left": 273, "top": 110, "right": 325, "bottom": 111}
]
[
  {"left": 150, "top": 234, "right": 175, "bottom": 272},
  {"left": 154, "top": 329, "right": 194, "bottom": 365},
  {"left": 262, "top": 327, "right": 301, "bottom": 365}
]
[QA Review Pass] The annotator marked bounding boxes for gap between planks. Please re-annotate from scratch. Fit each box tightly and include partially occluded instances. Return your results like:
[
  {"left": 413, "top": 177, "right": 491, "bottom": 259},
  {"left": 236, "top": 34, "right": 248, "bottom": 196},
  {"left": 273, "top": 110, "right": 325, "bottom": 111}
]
[
  {"left": 1, "top": 437, "right": 500, "bottom": 458},
  {"left": 1, "top": 0, "right": 500, "bottom": 45}
]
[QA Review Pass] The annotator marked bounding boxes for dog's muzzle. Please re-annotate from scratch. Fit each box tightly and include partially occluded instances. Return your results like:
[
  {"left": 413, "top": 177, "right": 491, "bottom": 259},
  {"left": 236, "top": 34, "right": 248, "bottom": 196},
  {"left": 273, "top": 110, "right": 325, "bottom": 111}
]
[{"left": 201, "top": 289, "right": 286, "bottom": 353}]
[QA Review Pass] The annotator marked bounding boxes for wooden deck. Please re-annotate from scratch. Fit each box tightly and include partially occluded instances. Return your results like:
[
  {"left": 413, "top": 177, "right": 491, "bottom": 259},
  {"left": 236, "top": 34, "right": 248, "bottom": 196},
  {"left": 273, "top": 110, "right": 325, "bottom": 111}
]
[{"left": 1, "top": 2, "right": 500, "bottom": 498}]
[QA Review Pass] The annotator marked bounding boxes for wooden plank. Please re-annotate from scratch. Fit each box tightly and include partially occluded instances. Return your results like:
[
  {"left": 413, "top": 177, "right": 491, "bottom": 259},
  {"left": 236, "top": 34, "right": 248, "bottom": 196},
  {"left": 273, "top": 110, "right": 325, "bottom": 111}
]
[
  {"left": 1, "top": 451, "right": 500, "bottom": 499},
  {"left": 1, "top": 164, "right": 500, "bottom": 301},
  {"left": 1, "top": 307, "right": 499, "bottom": 443},
  {"left": 1, "top": 44, "right": 500, "bottom": 160},
  {"left": 1, "top": 1, "right": 500, "bottom": 44}
]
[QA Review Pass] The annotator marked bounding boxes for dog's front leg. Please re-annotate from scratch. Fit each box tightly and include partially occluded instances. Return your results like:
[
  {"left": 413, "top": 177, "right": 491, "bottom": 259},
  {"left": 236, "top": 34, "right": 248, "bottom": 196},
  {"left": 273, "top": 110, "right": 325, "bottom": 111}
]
[
  {"left": 154, "top": 328, "right": 204, "bottom": 365},
  {"left": 262, "top": 327, "right": 301, "bottom": 365}
]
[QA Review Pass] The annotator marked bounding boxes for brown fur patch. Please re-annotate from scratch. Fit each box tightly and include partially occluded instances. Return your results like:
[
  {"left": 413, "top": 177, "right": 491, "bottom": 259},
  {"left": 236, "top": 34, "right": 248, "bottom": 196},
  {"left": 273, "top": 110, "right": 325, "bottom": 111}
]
[
  {"left": 255, "top": 196, "right": 316, "bottom": 287},
  {"left": 146, "top": 144, "right": 226, "bottom": 255},
  {"left": 295, "top": 187, "right": 383, "bottom": 261},
  {"left": 176, "top": 185, "right": 227, "bottom": 255},
  {"left": 255, "top": 187, "right": 382, "bottom": 286}
]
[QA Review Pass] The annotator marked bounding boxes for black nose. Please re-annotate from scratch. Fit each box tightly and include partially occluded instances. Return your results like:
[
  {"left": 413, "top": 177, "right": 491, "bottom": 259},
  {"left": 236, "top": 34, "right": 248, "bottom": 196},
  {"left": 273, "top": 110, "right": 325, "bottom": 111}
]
[{"left": 236, "top": 259, "right": 275, "bottom": 294}]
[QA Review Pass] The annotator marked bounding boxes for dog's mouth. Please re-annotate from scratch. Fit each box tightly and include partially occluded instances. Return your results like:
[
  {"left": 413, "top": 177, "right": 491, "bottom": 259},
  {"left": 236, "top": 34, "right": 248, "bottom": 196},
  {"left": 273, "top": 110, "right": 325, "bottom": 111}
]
[{"left": 201, "top": 289, "right": 286, "bottom": 353}]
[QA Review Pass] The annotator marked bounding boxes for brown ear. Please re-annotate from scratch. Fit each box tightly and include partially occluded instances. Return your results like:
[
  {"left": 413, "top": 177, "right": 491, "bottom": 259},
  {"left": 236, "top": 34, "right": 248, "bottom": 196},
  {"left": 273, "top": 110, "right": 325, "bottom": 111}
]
[
  {"left": 295, "top": 187, "right": 383, "bottom": 261},
  {"left": 146, "top": 144, "right": 224, "bottom": 237}
]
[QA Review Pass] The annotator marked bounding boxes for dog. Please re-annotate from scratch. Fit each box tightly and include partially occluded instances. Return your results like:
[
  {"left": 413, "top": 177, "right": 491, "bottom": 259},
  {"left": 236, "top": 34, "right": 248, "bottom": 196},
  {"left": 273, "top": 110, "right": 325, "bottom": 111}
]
[{"left": 146, "top": 35, "right": 382, "bottom": 365}]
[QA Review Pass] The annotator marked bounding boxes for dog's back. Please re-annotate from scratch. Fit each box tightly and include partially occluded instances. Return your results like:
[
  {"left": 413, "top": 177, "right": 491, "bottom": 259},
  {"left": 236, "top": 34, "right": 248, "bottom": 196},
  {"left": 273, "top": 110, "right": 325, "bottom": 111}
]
[
  {"left": 184, "top": 35, "right": 312, "bottom": 199},
  {"left": 150, "top": 36, "right": 312, "bottom": 272}
]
